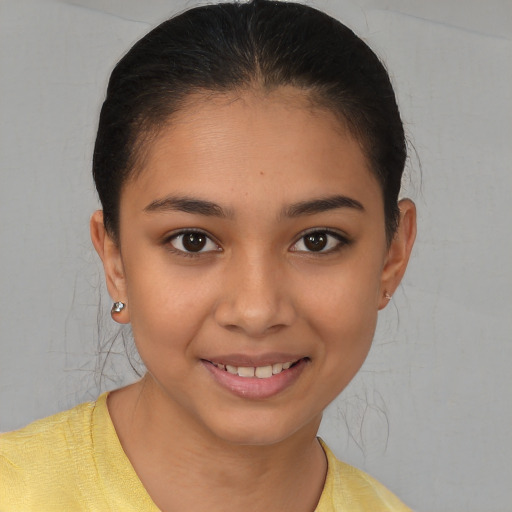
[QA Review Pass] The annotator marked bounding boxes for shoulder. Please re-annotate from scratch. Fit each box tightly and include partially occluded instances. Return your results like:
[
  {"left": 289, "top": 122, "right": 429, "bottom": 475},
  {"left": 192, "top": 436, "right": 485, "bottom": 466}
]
[
  {"left": 1, "top": 397, "right": 97, "bottom": 462},
  {"left": 1, "top": 397, "right": 98, "bottom": 469},
  {"left": 317, "top": 439, "right": 413, "bottom": 512},
  {"left": 0, "top": 395, "right": 105, "bottom": 511}
]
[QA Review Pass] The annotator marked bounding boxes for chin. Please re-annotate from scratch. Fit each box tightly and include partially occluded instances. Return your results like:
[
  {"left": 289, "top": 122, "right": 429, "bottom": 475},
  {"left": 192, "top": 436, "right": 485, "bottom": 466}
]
[{"left": 203, "top": 409, "right": 321, "bottom": 448}]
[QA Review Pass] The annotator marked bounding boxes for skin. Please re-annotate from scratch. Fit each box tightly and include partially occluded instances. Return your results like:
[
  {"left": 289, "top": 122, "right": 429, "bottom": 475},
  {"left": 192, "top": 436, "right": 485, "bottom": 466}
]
[{"left": 91, "top": 87, "right": 416, "bottom": 512}]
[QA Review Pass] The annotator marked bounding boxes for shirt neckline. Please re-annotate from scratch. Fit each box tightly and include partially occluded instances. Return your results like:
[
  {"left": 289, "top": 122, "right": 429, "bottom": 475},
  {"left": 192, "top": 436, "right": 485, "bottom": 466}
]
[{"left": 93, "top": 391, "right": 335, "bottom": 511}]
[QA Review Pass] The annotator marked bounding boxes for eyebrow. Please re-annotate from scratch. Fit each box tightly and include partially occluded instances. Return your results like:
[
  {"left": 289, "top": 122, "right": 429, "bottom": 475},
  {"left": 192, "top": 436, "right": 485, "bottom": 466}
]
[
  {"left": 143, "top": 195, "right": 232, "bottom": 218},
  {"left": 143, "top": 194, "right": 364, "bottom": 219},
  {"left": 282, "top": 195, "right": 364, "bottom": 218}
]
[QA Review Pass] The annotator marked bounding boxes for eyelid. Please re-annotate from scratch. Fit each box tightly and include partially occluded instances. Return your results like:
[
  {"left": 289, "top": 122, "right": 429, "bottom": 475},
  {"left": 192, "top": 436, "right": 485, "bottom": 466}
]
[
  {"left": 163, "top": 228, "right": 222, "bottom": 257},
  {"left": 289, "top": 227, "right": 351, "bottom": 253}
]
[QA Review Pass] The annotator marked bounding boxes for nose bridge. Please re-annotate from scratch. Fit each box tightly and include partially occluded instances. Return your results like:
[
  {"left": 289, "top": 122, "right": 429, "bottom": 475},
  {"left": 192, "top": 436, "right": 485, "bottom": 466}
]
[{"left": 214, "top": 246, "right": 295, "bottom": 336}]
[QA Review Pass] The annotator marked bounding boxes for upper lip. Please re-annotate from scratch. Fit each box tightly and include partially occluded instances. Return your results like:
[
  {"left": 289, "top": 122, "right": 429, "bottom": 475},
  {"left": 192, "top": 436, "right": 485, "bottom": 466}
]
[{"left": 203, "top": 353, "right": 306, "bottom": 367}]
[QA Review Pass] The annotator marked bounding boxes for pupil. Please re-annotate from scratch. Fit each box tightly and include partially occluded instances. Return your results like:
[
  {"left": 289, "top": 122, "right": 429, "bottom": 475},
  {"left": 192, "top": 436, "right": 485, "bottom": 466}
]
[
  {"left": 304, "top": 233, "right": 327, "bottom": 251},
  {"left": 183, "top": 233, "right": 206, "bottom": 252}
]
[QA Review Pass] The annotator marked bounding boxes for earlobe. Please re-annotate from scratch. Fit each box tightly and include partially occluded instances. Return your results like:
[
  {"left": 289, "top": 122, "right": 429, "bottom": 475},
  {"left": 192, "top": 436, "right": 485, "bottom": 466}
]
[
  {"left": 90, "top": 211, "right": 130, "bottom": 324},
  {"left": 378, "top": 199, "right": 417, "bottom": 310}
]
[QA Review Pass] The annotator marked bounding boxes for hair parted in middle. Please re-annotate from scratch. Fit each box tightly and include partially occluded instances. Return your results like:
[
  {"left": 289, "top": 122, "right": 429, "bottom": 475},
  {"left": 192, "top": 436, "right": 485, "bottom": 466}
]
[{"left": 93, "top": 0, "right": 406, "bottom": 244}]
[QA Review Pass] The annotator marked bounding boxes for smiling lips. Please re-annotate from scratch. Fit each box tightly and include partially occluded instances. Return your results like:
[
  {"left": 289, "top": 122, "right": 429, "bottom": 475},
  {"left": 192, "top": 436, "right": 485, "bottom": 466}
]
[
  {"left": 211, "top": 361, "right": 295, "bottom": 378},
  {"left": 203, "top": 357, "right": 307, "bottom": 399}
]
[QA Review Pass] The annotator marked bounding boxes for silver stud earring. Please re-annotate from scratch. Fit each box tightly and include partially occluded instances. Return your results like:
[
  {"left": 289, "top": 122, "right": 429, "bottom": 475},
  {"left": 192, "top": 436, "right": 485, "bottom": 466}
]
[
  {"left": 384, "top": 292, "right": 392, "bottom": 301},
  {"left": 111, "top": 301, "right": 126, "bottom": 314}
]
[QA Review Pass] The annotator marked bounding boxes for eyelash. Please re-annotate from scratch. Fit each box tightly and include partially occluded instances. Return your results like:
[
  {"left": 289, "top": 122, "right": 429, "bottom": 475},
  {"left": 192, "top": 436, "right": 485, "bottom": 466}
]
[
  {"left": 163, "top": 228, "right": 351, "bottom": 258},
  {"left": 164, "top": 229, "right": 221, "bottom": 258},
  {"left": 290, "top": 228, "right": 351, "bottom": 254}
]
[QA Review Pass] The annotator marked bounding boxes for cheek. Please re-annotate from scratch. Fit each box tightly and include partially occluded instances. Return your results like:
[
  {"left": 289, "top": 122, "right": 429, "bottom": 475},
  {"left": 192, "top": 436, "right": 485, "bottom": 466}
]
[
  {"left": 299, "top": 254, "right": 383, "bottom": 364},
  {"left": 317, "top": 288, "right": 378, "bottom": 360},
  {"left": 302, "top": 252, "right": 382, "bottom": 321},
  {"left": 312, "top": 285, "right": 378, "bottom": 402},
  {"left": 122, "top": 256, "right": 218, "bottom": 363}
]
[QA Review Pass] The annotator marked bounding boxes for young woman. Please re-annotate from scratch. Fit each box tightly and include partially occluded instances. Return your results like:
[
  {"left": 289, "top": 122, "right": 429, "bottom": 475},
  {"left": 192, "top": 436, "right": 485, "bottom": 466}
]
[{"left": 0, "top": 1, "right": 416, "bottom": 510}]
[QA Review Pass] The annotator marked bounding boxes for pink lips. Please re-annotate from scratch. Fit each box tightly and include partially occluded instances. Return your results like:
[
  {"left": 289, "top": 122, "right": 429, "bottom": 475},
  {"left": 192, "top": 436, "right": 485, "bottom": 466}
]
[{"left": 202, "top": 357, "right": 308, "bottom": 399}]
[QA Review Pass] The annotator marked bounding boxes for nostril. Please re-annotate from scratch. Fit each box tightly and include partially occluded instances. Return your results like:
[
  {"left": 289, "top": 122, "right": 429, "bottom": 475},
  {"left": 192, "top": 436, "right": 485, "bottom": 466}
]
[
  {"left": 213, "top": 283, "right": 297, "bottom": 336},
  {"left": 222, "top": 322, "right": 287, "bottom": 338}
]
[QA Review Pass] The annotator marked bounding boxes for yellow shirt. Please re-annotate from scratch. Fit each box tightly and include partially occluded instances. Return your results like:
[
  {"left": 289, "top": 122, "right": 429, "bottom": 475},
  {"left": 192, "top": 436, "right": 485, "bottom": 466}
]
[{"left": 0, "top": 393, "right": 412, "bottom": 511}]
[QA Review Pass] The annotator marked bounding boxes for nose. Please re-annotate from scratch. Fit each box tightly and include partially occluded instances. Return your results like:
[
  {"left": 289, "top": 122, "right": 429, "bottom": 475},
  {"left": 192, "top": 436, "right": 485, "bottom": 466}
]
[{"left": 213, "top": 250, "right": 296, "bottom": 338}]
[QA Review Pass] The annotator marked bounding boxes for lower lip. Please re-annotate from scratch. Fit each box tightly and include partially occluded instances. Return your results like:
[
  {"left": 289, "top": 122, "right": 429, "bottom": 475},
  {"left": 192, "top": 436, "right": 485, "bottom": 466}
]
[{"left": 202, "top": 358, "right": 308, "bottom": 399}]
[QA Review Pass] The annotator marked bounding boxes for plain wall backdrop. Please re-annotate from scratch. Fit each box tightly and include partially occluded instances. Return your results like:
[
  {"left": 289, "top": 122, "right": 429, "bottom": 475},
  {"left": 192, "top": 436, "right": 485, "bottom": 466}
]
[{"left": 1, "top": 1, "right": 511, "bottom": 511}]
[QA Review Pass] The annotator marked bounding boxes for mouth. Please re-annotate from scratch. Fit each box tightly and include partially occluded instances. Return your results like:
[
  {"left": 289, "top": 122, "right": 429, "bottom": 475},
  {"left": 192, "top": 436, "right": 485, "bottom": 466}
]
[
  {"left": 202, "top": 357, "right": 309, "bottom": 399},
  {"left": 208, "top": 359, "right": 305, "bottom": 379}
]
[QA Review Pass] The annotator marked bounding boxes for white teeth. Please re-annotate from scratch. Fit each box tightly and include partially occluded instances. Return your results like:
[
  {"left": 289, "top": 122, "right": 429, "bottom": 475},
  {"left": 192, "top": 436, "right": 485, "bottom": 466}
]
[
  {"left": 272, "top": 363, "right": 283, "bottom": 374},
  {"left": 226, "top": 365, "right": 237, "bottom": 375},
  {"left": 255, "top": 365, "right": 273, "bottom": 379},
  {"left": 214, "top": 360, "right": 297, "bottom": 378},
  {"left": 237, "top": 366, "right": 255, "bottom": 378}
]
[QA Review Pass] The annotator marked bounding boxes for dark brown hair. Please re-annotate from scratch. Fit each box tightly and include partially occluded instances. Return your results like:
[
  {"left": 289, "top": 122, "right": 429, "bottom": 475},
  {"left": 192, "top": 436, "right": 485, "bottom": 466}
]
[{"left": 93, "top": 0, "right": 406, "bottom": 243}]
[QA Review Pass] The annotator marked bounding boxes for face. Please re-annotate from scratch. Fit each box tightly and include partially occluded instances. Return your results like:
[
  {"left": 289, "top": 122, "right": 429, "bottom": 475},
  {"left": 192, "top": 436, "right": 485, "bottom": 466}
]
[{"left": 95, "top": 87, "right": 415, "bottom": 446}]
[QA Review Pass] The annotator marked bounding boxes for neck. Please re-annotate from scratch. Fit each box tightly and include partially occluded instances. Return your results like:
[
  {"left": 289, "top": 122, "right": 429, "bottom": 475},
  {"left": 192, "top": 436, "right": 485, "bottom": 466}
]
[{"left": 108, "top": 378, "right": 327, "bottom": 512}]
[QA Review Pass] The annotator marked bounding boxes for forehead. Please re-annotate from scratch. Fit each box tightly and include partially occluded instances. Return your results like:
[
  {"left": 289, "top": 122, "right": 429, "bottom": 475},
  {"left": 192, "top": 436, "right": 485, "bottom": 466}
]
[
  {"left": 123, "top": 87, "right": 381, "bottom": 214},
  {"left": 164, "top": 86, "right": 351, "bottom": 155}
]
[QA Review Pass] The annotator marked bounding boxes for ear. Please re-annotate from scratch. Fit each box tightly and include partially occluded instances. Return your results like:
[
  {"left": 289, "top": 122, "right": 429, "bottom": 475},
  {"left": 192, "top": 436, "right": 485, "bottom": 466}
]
[
  {"left": 90, "top": 210, "right": 130, "bottom": 324},
  {"left": 378, "top": 199, "right": 417, "bottom": 310}
]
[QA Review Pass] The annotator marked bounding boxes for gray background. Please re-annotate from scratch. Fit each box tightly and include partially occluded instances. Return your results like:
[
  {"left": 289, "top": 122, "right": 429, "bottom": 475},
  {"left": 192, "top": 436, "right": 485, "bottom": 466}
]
[{"left": 1, "top": 1, "right": 511, "bottom": 511}]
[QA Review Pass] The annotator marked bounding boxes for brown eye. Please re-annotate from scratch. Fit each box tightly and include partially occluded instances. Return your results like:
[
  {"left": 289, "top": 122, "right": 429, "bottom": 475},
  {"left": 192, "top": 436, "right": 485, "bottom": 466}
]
[
  {"left": 182, "top": 232, "right": 207, "bottom": 252},
  {"left": 169, "top": 231, "right": 219, "bottom": 254},
  {"left": 290, "top": 230, "right": 348, "bottom": 253},
  {"left": 304, "top": 233, "right": 328, "bottom": 251}
]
